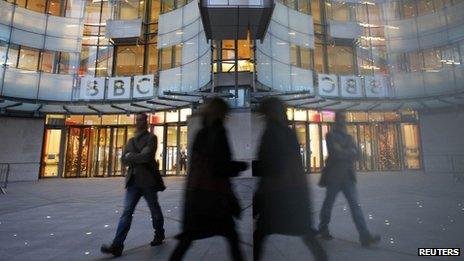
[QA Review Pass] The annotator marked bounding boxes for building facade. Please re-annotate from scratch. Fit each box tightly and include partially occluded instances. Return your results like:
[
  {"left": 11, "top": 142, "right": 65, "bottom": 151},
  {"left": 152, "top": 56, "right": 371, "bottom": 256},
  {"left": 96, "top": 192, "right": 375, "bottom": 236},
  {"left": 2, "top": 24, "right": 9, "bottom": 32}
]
[{"left": 1, "top": 0, "right": 464, "bottom": 180}]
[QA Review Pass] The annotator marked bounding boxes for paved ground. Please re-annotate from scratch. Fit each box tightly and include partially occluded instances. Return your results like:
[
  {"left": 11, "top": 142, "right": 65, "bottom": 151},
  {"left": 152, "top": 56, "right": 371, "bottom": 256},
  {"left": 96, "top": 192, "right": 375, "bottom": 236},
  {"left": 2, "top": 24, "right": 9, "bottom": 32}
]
[{"left": 0, "top": 172, "right": 463, "bottom": 261}]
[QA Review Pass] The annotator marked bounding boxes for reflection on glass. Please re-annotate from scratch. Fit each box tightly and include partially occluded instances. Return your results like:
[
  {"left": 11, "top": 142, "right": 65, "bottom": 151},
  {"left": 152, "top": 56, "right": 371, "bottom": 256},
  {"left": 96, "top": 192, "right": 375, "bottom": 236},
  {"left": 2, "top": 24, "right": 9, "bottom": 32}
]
[
  {"left": 179, "top": 126, "right": 188, "bottom": 174},
  {"left": 17, "top": 48, "right": 40, "bottom": 71}
]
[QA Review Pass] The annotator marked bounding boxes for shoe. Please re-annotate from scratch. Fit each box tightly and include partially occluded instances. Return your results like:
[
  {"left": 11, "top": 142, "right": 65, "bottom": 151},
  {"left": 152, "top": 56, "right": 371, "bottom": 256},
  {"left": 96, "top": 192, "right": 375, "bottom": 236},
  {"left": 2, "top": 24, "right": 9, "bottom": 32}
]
[
  {"left": 150, "top": 231, "right": 165, "bottom": 246},
  {"left": 318, "top": 229, "right": 334, "bottom": 240},
  {"left": 360, "top": 234, "right": 381, "bottom": 247},
  {"left": 100, "top": 243, "right": 123, "bottom": 257}
]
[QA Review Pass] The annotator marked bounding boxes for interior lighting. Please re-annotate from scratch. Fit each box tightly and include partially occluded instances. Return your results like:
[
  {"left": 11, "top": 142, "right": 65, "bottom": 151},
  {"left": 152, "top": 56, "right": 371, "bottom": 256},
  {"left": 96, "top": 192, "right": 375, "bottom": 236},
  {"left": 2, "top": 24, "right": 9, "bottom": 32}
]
[{"left": 360, "top": 36, "right": 385, "bottom": 41}]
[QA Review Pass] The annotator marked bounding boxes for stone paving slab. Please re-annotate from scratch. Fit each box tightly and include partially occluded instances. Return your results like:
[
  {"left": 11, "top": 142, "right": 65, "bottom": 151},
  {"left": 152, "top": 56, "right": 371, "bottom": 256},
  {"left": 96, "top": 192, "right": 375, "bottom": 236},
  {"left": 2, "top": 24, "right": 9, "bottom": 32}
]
[{"left": 0, "top": 173, "right": 463, "bottom": 261}]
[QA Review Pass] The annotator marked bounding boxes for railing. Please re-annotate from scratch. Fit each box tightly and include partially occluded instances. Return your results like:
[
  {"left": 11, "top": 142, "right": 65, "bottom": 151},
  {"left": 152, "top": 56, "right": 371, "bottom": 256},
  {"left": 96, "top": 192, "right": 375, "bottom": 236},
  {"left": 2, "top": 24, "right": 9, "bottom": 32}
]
[{"left": 0, "top": 163, "right": 10, "bottom": 194}]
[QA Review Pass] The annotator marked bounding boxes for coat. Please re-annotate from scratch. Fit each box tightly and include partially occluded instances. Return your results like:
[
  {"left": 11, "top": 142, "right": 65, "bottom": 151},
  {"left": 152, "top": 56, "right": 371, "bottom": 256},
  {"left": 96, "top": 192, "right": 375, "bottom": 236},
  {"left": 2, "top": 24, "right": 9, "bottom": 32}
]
[
  {"left": 177, "top": 121, "right": 247, "bottom": 240},
  {"left": 122, "top": 130, "right": 165, "bottom": 190},
  {"left": 254, "top": 120, "right": 314, "bottom": 236},
  {"left": 321, "top": 129, "right": 359, "bottom": 186}
]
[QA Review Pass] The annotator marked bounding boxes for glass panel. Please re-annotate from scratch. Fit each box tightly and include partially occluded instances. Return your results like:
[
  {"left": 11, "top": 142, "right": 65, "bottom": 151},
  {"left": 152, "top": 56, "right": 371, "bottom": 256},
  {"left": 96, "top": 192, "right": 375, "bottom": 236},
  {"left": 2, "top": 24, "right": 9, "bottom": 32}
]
[
  {"left": 373, "top": 124, "right": 400, "bottom": 170},
  {"left": 65, "top": 127, "right": 81, "bottom": 177},
  {"left": 165, "top": 110, "right": 178, "bottom": 122},
  {"left": 179, "top": 126, "right": 188, "bottom": 174},
  {"left": 101, "top": 115, "right": 120, "bottom": 125},
  {"left": 41, "top": 129, "right": 62, "bottom": 177},
  {"left": 151, "top": 0, "right": 161, "bottom": 22},
  {"left": 84, "top": 115, "right": 101, "bottom": 125},
  {"left": 17, "top": 47, "right": 40, "bottom": 71},
  {"left": 111, "top": 127, "right": 126, "bottom": 176},
  {"left": 119, "top": 115, "right": 135, "bottom": 125},
  {"left": 47, "top": 0, "right": 64, "bottom": 16},
  {"left": 58, "top": 52, "right": 79, "bottom": 74},
  {"left": 358, "top": 124, "right": 373, "bottom": 170},
  {"left": 65, "top": 115, "right": 84, "bottom": 125},
  {"left": 166, "top": 126, "right": 178, "bottom": 174},
  {"left": 150, "top": 112, "right": 165, "bottom": 124},
  {"left": 94, "top": 128, "right": 110, "bottom": 177},
  {"left": 401, "top": 123, "right": 421, "bottom": 169},
  {"left": 294, "top": 109, "right": 307, "bottom": 121},
  {"left": 148, "top": 44, "right": 158, "bottom": 73},
  {"left": 115, "top": 45, "right": 144, "bottom": 76},
  {"left": 180, "top": 108, "right": 192, "bottom": 121},
  {"left": 153, "top": 126, "right": 164, "bottom": 172},
  {"left": 328, "top": 45, "right": 354, "bottom": 74},
  {"left": 5, "top": 44, "right": 19, "bottom": 68},
  {"left": 295, "top": 123, "right": 307, "bottom": 172},
  {"left": 321, "top": 124, "right": 330, "bottom": 163},
  {"left": 40, "top": 51, "right": 56, "bottom": 73},
  {"left": 27, "top": 0, "right": 46, "bottom": 13},
  {"left": 309, "top": 123, "right": 320, "bottom": 172}
]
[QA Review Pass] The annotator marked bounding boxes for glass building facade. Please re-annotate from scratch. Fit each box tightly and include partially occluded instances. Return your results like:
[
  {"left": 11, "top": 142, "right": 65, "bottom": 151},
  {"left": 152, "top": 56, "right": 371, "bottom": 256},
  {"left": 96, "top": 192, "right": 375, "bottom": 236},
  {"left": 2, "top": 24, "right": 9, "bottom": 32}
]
[{"left": 1, "top": 0, "right": 464, "bottom": 177}]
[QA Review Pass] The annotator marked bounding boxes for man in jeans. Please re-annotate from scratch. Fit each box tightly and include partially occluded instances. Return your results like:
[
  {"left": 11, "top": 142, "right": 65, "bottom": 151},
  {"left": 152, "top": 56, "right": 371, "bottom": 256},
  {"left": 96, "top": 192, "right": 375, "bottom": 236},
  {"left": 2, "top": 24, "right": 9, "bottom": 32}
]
[
  {"left": 318, "top": 112, "right": 380, "bottom": 247},
  {"left": 101, "top": 113, "right": 166, "bottom": 257}
]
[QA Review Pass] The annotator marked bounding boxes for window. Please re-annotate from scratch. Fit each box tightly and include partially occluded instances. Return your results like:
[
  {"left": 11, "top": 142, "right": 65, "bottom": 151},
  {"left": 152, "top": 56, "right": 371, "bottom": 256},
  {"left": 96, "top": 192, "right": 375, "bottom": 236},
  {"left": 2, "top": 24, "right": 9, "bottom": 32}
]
[
  {"left": 115, "top": 45, "right": 144, "bottom": 76},
  {"left": 96, "top": 46, "right": 113, "bottom": 77},
  {"left": 160, "top": 47, "right": 172, "bottom": 70},
  {"left": 151, "top": 0, "right": 161, "bottom": 22},
  {"left": 314, "top": 44, "right": 324, "bottom": 73},
  {"left": 5, "top": 44, "right": 19, "bottom": 68},
  {"left": 147, "top": 44, "right": 159, "bottom": 73},
  {"left": 327, "top": 45, "right": 354, "bottom": 74},
  {"left": 401, "top": 0, "right": 417, "bottom": 18},
  {"left": 27, "top": 0, "right": 46, "bottom": 12},
  {"left": 422, "top": 49, "right": 442, "bottom": 71},
  {"left": 59, "top": 52, "right": 79, "bottom": 74},
  {"left": 17, "top": 47, "right": 40, "bottom": 71},
  {"left": 40, "top": 51, "right": 56, "bottom": 73},
  {"left": 47, "top": 0, "right": 64, "bottom": 16}
]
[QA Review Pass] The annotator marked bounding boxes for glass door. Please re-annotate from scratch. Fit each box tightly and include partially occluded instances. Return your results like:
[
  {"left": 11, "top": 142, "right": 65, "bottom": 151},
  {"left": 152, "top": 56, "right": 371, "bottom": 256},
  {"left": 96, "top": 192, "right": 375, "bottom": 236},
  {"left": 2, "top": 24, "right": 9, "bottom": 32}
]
[
  {"left": 357, "top": 124, "right": 374, "bottom": 171},
  {"left": 93, "top": 127, "right": 111, "bottom": 177},
  {"left": 294, "top": 123, "right": 309, "bottom": 173},
  {"left": 179, "top": 125, "right": 188, "bottom": 175},
  {"left": 401, "top": 123, "right": 421, "bottom": 169},
  {"left": 166, "top": 126, "right": 178, "bottom": 175},
  {"left": 64, "top": 127, "right": 94, "bottom": 177},
  {"left": 372, "top": 123, "right": 401, "bottom": 170},
  {"left": 41, "top": 128, "right": 63, "bottom": 177},
  {"left": 110, "top": 127, "right": 127, "bottom": 176},
  {"left": 309, "top": 123, "right": 321, "bottom": 172},
  {"left": 153, "top": 125, "right": 165, "bottom": 174}
]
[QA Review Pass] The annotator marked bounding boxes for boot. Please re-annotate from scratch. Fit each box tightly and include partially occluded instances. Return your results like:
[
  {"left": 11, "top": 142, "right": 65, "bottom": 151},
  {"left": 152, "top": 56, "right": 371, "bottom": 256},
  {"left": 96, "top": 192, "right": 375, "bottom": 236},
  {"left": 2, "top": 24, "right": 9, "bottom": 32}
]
[
  {"left": 150, "top": 230, "right": 165, "bottom": 246},
  {"left": 100, "top": 243, "right": 123, "bottom": 257}
]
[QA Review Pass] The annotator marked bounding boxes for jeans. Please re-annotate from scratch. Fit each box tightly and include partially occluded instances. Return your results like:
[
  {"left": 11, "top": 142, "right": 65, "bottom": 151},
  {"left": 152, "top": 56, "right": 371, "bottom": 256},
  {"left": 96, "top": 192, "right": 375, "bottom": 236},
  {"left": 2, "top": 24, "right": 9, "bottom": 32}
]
[
  {"left": 319, "top": 181, "right": 370, "bottom": 238},
  {"left": 113, "top": 185, "right": 164, "bottom": 246}
]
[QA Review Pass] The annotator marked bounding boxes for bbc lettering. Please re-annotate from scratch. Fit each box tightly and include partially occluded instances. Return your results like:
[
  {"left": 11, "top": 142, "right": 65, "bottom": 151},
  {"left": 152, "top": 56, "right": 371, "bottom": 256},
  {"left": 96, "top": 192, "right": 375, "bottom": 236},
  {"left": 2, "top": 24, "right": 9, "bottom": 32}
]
[
  {"left": 79, "top": 75, "right": 155, "bottom": 101},
  {"left": 418, "top": 248, "right": 460, "bottom": 256}
]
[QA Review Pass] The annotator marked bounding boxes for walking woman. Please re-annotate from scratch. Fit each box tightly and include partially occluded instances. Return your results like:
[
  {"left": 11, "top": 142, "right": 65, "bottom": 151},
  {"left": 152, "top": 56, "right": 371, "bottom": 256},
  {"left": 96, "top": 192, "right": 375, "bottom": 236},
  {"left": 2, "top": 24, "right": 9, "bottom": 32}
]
[{"left": 170, "top": 98, "right": 248, "bottom": 261}]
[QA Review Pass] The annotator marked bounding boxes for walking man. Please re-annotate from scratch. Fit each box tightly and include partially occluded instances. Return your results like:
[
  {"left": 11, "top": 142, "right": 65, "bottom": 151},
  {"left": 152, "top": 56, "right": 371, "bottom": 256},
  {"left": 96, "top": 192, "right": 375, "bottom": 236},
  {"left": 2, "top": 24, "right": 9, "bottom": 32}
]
[
  {"left": 318, "top": 112, "right": 380, "bottom": 247},
  {"left": 101, "top": 113, "right": 166, "bottom": 257}
]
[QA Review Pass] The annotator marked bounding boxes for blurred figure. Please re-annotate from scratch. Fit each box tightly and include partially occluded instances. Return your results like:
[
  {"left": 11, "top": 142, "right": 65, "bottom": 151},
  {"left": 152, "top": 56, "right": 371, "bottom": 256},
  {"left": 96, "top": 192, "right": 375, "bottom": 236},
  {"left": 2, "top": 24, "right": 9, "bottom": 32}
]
[
  {"left": 253, "top": 97, "right": 327, "bottom": 261},
  {"left": 101, "top": 113, "right": 166, "bottom": 257},
  {"left": 179, "top": 150, "right": 187, "bottom": 173},
  {"left": 318, "top": 112, "right": 380, "bottom": 247},
  {"left": 170, "top": 98, "right": 248, "bottom": 261}
]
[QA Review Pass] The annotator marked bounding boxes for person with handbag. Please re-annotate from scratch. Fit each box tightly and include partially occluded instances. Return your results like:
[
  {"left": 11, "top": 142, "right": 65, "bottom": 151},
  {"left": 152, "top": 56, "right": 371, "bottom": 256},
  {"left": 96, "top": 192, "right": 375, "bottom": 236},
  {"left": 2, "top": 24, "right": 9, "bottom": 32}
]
[
  {"left": 101, "top": 113, "right": 166, "bottom": 257},
  {"left": 318, "top": 112, "right": 380, "bottom": 247},
  {"left": 169, "top": 98, "right": 248, "bottom": 261}
]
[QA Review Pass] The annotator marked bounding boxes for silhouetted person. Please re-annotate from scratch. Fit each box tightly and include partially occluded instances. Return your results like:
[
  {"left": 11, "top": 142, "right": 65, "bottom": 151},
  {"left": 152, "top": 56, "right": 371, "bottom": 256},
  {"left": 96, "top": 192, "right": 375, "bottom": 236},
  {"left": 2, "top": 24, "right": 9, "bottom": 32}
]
[
  {"left": 170, "top": 98, "right": 248, "bottom": 261},
  {"left": 101, "top": 113, "right": 166, "bottom": 257},
  {"left": 253, "top": 97, "right": 327, "bottom": 261},
  {"left": 318, "top": 112, "right": 380, "bottom": 247},
  {"left": 179, "top": 150, "right": 187, "bottom": 173}
]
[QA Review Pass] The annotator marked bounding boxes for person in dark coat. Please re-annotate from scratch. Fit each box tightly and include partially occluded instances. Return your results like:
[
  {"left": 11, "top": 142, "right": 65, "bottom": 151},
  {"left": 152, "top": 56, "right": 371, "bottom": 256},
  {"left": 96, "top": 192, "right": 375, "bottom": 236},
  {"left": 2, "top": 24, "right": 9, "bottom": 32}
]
[
  {"left": 169, "top": 98, "right": 248, "bottom": 261},
  {"left": 253, "top": 97, "right": 327, "bottom": 261},
  {"left": 318, "top": 112, "right": 380, "bottom": 247},
  {"left": 101, "top": 113, "right": 166, "bottom": 257}
]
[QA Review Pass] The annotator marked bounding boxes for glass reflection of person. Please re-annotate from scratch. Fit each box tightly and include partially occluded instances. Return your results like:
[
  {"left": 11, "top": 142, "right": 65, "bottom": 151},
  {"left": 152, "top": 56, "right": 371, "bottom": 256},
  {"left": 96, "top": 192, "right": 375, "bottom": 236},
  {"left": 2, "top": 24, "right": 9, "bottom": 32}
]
[{"left": 318, "top": 112, "right": 380, "bottom": 247}]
